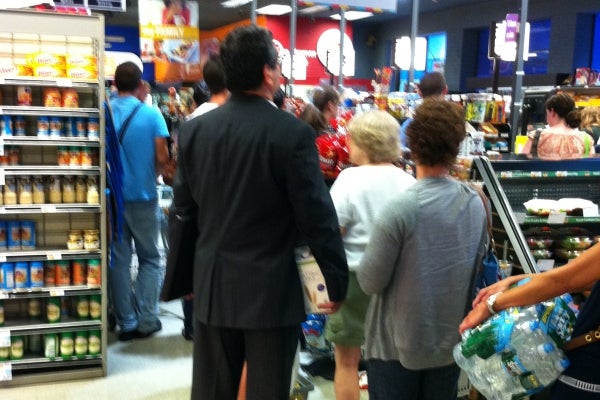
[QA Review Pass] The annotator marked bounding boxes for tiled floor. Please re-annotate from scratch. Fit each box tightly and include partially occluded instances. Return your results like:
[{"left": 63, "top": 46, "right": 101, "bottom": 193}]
[{"left": 0, "top": 300, "right": 368, "bottom": 400}]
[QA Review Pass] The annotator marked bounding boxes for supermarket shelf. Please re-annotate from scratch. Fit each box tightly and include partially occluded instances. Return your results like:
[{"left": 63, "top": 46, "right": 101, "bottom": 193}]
[
  {"left": 0, "top": 204, "right": 100, "bottom": 214},
  {"left": 0, "top": 137, "right": 100, "bottom": 147},
  {"left": 7, "top": 355, "right": 102, "bottom": 372},
  {"left": 0, "top": 77, "right": 99, "bottom": 88},
  {"left": 498, "top": 170, "right": 600, "bottom": 179},
  {"left": 0, "top": 286, "right": 101, "bottom": 300},
  {"left": 0, "top": 166, "right": 100, "bottom": 175},
  {"left": 0, "top": 106, "right": 99, "bottom": 118},
  {"left": 0, "top": 249, "right": 101, "bottom": 262},
  {"left": 0, "top": 319, "right": 101, "bottom": 335}
]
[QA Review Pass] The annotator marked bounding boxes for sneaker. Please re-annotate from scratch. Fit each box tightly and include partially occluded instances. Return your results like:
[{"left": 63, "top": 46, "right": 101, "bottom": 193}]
[{"left": 135, "top": 321, "right": 162, "bottom": 339}]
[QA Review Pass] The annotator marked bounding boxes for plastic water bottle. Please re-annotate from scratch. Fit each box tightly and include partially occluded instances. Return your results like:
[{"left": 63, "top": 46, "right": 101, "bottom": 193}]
[
  {"left": 458, "top": 310, "right": 513, "bottom": 359},
  {"left": 512, "top": 343, "right": 569, "bottom": 386},
  {"left": 453, "top": 343, "right": 502, "bottom": 399}
]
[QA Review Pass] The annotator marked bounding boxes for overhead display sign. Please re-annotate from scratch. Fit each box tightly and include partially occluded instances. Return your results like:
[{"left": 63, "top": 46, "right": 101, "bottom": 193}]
[
  {"left": 53, "top": 0, "right": 126, "bottom": 11},
  {"left": 298, "top": 0, "right": 396, "bottom": 13}
]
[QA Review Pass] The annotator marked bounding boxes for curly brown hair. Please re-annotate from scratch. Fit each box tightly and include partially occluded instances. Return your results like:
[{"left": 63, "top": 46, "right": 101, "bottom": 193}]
[{"left": 407, "top": 99, "right": 465, "bottom": 168}]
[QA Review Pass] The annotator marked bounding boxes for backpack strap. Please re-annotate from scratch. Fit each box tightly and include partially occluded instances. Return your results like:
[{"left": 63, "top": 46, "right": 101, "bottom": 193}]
[{"left": 118, "top": 102, "right": 144, "bottom": 144}]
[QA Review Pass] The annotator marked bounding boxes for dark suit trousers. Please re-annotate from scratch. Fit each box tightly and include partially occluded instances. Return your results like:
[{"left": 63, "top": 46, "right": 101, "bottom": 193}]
[{"left": 192, "top": 321, "right": 298, "bottom": 400}]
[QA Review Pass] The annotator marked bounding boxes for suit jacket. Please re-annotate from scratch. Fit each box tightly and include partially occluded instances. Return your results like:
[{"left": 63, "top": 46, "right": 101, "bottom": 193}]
[{"left": 172, "top": 93, "right": 348, "bottom": 329}]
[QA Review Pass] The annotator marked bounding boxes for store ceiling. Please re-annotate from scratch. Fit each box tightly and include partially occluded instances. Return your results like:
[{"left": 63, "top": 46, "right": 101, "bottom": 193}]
[{"left": 101, "top": 0, "right": 491, "bottom": 31}]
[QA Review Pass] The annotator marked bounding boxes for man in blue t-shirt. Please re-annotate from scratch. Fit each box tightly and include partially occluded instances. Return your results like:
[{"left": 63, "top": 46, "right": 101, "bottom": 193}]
[
  {"left": 399, "top": 71, "right": 448, "bottom": 150},
  {"left": 109, "top": 62, "right": 174, "bottom": 341}
]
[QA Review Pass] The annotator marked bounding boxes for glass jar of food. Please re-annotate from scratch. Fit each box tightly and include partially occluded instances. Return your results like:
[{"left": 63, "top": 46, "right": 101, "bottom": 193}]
[
  {"left": 3, "top": 177, "right": 17, "bottom": 205},
  {"left": 67, "top": 229, "right": 83, "bottom": 250},
  {"left": 32, "top": 176, "right": 45, "bottom": 204},
  {"left": 57, "top": 147, "right": 69, "bottom": 166},
  {"left": 83, "top": 229, "right": 99, "bottom": 250},
  {"left": 17, "top": 175, "right": 33, "bottom": 205},
  {"left": 86, "top": 176, "right": 99, "bottom": 204},
  {"left": 75, "top": 176, "right": 86, "bottom": 203},
  {"left": 62, "top": 176, "right": 75, "bottom": 203},
  {"left": 48, "top": 175, "right": 62, "bottom": 203}
]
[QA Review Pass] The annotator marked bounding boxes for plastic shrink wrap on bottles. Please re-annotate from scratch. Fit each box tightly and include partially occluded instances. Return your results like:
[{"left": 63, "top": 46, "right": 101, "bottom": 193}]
[{"left": 454, "top": 292, "right": 576, "bottom": 400}]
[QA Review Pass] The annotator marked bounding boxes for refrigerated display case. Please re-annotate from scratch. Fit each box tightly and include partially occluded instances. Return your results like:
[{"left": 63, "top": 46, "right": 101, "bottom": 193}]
[
  {"left": 0, "top": 10, "right": 106, "bottom": 386},
  {"left": 471, "top": 156, "right": 600, "bottom": 276}
]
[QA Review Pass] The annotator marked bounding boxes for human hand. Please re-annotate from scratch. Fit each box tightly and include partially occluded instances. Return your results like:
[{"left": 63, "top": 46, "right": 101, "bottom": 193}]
[
  {"left": 315, "top": 301, "right": 343, "bottom": 314},
  {"left": 471, "top": 274, "right": 525, "bottom": 308},
  {"left": 459, "top": 302, "right": 491, "bottom": 334}
]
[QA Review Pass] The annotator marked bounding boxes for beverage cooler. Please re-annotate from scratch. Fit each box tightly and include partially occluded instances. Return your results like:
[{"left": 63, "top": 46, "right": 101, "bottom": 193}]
[
  {"left": 470, "top": 156, "right": 600, "bottom": 277},
  {"left": 0, "top": 10, "right": 107, "bottom": 386}
]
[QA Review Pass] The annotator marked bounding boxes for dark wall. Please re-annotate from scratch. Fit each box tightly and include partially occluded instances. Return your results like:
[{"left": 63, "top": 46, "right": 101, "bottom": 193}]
[{"left": 353, "top": 0, "right": 600, "bottom": 92}]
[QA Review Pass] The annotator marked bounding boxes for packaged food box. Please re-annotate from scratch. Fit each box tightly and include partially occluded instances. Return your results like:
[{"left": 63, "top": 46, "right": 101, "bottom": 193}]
[
  {"left": 297, "top": 256, "right": 330, "bottom": 314},
  {"left": 66, "top": 54, "right": 97, "bottom": 69},
  {"left": 67, "top": 66, "right": 98, "bottom": 80},
  {"left": 26, "top": 53, "right": 66, "bottom": 68}
]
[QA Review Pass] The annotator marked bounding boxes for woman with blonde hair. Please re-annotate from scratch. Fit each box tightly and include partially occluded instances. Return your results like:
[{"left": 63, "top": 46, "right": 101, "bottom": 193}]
[
  {"left": 326, "top": 110, "right": 416, "bottom": 400},
  {"left": 580, "top": 106, "right": 600, "bottom": 144}
]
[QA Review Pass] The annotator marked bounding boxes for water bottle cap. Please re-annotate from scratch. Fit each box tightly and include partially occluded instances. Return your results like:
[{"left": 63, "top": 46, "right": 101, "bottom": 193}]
[
  {"left": 528, "top": 320, "right": 540, "bottom": 331},
  {"left": 539, "top": 343, "right": 555, "bottom": 354},
  {"left": 559, "top": 358, "right": 570, "bottom": 370}
]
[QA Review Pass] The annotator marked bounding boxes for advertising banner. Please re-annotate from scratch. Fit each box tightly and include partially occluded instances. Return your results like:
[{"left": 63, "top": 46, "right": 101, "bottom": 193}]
[{"left": 139, "top": 0, "right": 201, "bottom": 83}]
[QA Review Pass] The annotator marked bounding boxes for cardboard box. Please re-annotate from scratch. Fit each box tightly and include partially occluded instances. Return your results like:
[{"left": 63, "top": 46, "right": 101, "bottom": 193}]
[{"left": 297, "top": 256, "right": 330, "bottom": 314}]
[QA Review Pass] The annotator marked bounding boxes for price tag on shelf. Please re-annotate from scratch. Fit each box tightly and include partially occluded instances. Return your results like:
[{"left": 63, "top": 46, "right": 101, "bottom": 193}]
[
  {"left": 547, "top": 211, "right": 566, "bottom": 224},
  {"left": 56, "top": 78, "right": 73, "bottom": 87},
  {"left": 49, "top": 288, "right": 65, "bottom": 297},
  {"left": 0, "top": 330, "right": 10, "bottom": 348},
  {"left": 0, "top": 291, "right": 7, "bottom": 299},
  {"left": 46, "top": 252, "right": 62, "bottom": 261},
  {"left": 0, "top": 363, "right": 12, "bottom": 381},
  {"left": 40, "top": 205, "right": 57, "bottom": 213},
  {"left": 0, "top": 254, "right": 6, "bottom": 263}
]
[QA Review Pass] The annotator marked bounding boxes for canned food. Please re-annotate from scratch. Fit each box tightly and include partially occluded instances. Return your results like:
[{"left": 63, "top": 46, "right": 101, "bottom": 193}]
[
  {"left": 49, "top": 116, "right": 63, "bottom": 137},
  {"left": 44, "top": 333, "right": 58, "bottom": 358},
  {"left": 83, "top": 229, "right": 99, "bottom": 250},
  {"left": 29, "top": 261, "right": 44, "bottom": 288},
  {"left": 7, "top": 220, "right": 20, "bottom": 249},
  {"left": 74, "top": 117, "right": 86, "bottom": 137},
  {"left": 0, "top": 115, "right": 12, "bottom": 135},
  {"left": 37, "top": 116, "right": 50, "bottom": 136},
  {"left": 14, "top": 116, "right": 26, "bottom": 135},
  {"left": 43, "top": 87, "right": 62, "bottom": 107},
  {"left": 44, "top": 261, "right": 56, "bottom": 286},
  {"left": 0, "top": 263, "right": 14, "bottom": 290},
  {"left": 20, "top": 220, "right": 36, "bottom": 250},
  {"left": 87, "top": 117, "right": 99, "bottom": 139},
  {"left": 14, "top": 261, "right": 29, "bottom": 289},
  {"left": 46, "top": 297, "right": 61, "bottom": 323},
  {"left": 0, "top": 346, "right": 9, "bottom": 361},
  {"left": 0, "top": 221, "right": 7, "bottom": 249},
  {"left": 10, "top": 336, "right": 24, "bottom": 360},
  {"left": 62, "top": 89, "right": 79, "bottom": 108},
  {"left": 28, "top": 298, "right": 41, "bottom": 319},
  {"left": 86, "top": 259, "right": 101, "bottom": 285},
  {"left": 63, "top": 117, "right": 74, "bottom": 137},
  {"left": 75, "top": 295, "right": 89, "bottom": 319},
  {"left": 55, "top": 260, "right": 71, "bottom": 286},
  {"left": 60, "top": 332, "right": 74, "bottom": 358},
  {"left": 74, "top": 331, "right": 88, "bottom": 356},
  {"left": 72, "top": 259, "right": 86, "bottom": 285},
  {"left": 88, "top": 330, "right": 101, "bottom": 355},
  {"left": 68, "top": 147, "right": 80, "bottom": 167},
  {"left": 89, "top": 294, "right": 101, "bottom": 319},
  {"left": 16, "top": 86, "right": 32, "bottom": 106}
]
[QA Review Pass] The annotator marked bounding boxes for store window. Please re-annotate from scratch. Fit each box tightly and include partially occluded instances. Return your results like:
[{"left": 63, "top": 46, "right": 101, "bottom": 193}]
[
  {"left": 592, "top": 13, "right": 600, "bottom": 70},
  {"left": 476, "top": 19, "right": 550, "bottom": 77},
  {"left": 394, "top": 31, "right": 447, "bottom": 91}
]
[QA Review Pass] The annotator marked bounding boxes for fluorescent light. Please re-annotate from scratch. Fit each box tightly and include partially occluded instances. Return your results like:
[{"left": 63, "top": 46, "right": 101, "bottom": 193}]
[
  {"left": 256, "top": 4, "right": 292, "bottom": 15},
  {"left": 330, "top": 11, "right": 373, "bottom": 21},
  {"left": 221, "top": 0, "right": 252, "bottom": 8}
]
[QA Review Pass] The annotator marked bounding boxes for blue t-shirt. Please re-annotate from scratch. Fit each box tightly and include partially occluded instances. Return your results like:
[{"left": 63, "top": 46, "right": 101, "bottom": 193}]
[
  {"left": 110, "top": 95, "right": 169, "bottom": 202},
  {"left": 399, "top": 117, "right": 413, "bottom": 150}
]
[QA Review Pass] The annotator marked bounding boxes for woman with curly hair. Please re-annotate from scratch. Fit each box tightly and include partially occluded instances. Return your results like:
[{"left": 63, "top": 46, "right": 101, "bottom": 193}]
[{"left": 356, "top": 99, "right": 487, "bottom": 400}]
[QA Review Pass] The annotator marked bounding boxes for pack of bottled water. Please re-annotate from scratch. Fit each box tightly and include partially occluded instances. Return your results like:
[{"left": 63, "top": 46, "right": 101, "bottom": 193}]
[{"left": 454, "top": 288, "right": 577, "bottom": 400}]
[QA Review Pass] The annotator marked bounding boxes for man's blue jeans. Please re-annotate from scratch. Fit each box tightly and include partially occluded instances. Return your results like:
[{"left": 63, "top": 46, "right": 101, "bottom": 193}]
[
  {"left": 109, "top": 200, "right": 162, "bottom": 333},
  {"left": 366, "top": 358, "right": 461, "bottom": 400}
]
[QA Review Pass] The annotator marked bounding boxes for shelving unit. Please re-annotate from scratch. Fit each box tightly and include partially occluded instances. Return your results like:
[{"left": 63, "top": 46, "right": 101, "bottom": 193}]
[
  {"left": 0, "top": 10, "right": 106, "bottom": 386},
  {"left": 471, "top": 156, "right": 600, "bottom": 274}
]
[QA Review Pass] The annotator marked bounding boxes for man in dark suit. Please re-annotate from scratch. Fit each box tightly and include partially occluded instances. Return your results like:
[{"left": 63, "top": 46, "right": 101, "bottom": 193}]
[{"left": 172, "top": 25, "right": 348, "bottom": 399}]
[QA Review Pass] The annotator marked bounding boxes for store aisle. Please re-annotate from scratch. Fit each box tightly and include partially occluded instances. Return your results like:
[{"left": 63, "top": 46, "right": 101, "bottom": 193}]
[{"left": 0, "top": 300, "right": 368, "bottom": 400}]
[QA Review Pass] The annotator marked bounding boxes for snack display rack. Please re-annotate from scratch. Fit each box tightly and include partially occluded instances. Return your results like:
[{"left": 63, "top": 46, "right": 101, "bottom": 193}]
[
  {"left": 0, "top": 10, "right": 106, "bottom": 386},
  {"left": 471, "top": 156, "right": 600, "bottom": 274}
]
